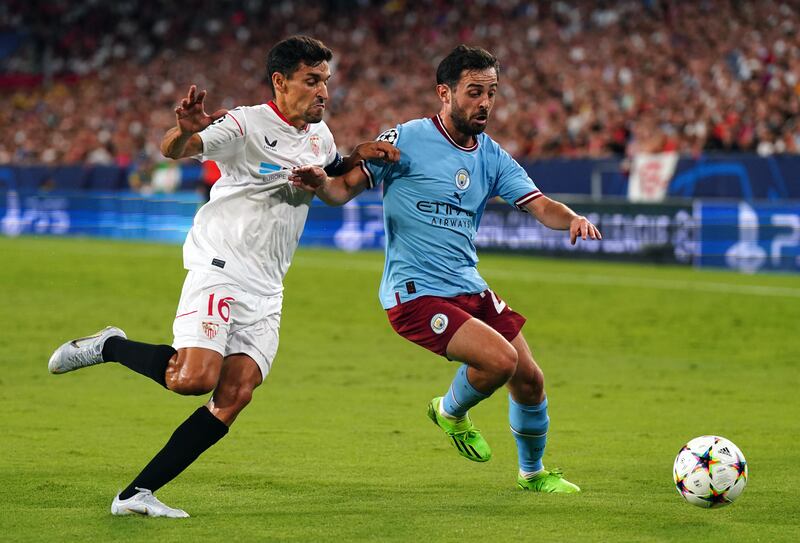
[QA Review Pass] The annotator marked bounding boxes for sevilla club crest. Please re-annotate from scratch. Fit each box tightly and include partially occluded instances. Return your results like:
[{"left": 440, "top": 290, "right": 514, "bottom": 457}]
[{"left": 309, "top": 135, "right": 321, "bottom": 156}]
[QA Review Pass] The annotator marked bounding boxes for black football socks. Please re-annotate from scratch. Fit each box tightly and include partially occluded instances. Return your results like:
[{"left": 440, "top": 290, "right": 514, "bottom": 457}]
[
  {"left": 118, "top": 406, "right": 229, "bottom": 500},
  {"left": 102, "top": 336, "right": 174, "bottom": 388}
]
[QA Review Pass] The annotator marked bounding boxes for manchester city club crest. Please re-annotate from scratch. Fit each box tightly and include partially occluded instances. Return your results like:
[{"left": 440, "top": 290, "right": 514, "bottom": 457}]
[
  {"left": 430, "top": 313, "right": 449, "bottom": 334},
  {"left": 454, "top": 168, "right": 470, "bottom": 190}
]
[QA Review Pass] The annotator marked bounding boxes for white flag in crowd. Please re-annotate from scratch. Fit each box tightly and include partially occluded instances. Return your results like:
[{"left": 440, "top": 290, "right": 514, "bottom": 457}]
[{"left": 628, "top": 152, "right": 679, "bottom": 202}]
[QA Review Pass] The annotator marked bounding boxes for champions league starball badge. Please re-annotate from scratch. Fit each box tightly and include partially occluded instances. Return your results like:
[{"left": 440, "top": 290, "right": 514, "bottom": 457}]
[
  {"left": 455, "top": 168, "right": 470, "bottom": 190},
  {"left": 376, "top": 128, "right": 398, "bottom": 144}
]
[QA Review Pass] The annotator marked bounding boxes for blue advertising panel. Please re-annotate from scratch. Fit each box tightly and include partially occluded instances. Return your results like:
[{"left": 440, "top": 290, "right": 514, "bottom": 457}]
[
  {"left": 3, "top": 188, "right": 799, "bottom": 273},
  {"left": 697, "top": 202, "right": 800, "bottom": 272},
  {"left": 1, "top": 190, "right": 199, "bottom": 244}
]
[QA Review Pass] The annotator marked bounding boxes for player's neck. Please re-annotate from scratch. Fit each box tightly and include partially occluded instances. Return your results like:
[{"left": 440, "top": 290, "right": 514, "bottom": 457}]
[
  {"left": 270, "top": 98, "right": 308, "bottom": 130},
  {"left": 438, "top": 111, "right": 477, "bottom": 148}
]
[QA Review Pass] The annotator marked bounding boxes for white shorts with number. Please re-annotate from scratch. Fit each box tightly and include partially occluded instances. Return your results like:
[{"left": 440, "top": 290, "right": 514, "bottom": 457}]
[{"left": 172, "top": 270, "right": 282, "bottom": 381}]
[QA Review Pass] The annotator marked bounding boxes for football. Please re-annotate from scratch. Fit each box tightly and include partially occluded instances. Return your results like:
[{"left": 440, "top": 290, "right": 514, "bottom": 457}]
[{"left": 673, "top": 435, "right": 748, "bottom": 508}]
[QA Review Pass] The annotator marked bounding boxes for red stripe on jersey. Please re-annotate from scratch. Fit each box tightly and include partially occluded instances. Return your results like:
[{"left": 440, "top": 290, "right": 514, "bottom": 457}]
[
  {"left": 267, "top": 101, "right": 292, "bottom": 126},
  {"left": 431, "top": 115, "right": 479, "bottom": 152},
  {"left": 228, "top": 113, "right": 244, "bottom": 136},
  {"left": 515, "top": 190, "right": 543, "bottom": 209},
  {"left": 175, "top": 310, "right": 198, "bottom": 319},
  {"left": 395, "top": 292, "right": 401, "bottom": 305}
]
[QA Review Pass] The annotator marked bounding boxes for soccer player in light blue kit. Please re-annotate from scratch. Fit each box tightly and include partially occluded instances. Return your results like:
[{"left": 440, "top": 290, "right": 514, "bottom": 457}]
[{"left": 291, "top": 45, "right": 601, "bottom": 492}]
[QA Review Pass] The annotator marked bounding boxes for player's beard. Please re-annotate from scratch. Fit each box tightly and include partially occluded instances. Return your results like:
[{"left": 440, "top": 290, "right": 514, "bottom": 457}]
[
  {"left": 450, "top": 97, "right": 489, "bottom": 136},
  {"left": 303, "top": 101, "right": 326, "bottom": 124}
]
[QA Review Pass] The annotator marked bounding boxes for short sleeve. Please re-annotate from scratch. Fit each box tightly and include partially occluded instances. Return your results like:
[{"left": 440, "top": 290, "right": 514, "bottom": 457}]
[
  {"left": 197, "top": 109, "right": 247, "bottom": 163},
  {"left": 361, "top": 125, "right": 400, "bottom": 189},
  {"left": 325, "top": 133, "right": 338, "bottom": 167},
  {"left": 490, "top": 146, "right": 542, "bottom": 211}
]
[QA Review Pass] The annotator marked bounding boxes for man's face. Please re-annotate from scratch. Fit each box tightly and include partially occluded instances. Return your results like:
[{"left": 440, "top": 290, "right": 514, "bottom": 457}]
[
  {"left": 279, "top": 61, "right": 331, "bottom": 125},
  {"left": 447, "top": 68, "right": 498, "bottom": 136}
]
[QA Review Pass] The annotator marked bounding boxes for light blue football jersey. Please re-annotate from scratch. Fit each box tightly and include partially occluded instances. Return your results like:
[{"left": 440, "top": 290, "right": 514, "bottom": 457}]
[{"left": 362, "top": 115, "right": 543, "bottom": 309}]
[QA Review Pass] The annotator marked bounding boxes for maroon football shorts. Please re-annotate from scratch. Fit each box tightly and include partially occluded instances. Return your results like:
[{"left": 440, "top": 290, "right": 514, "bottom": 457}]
[{"left": 386, "top": 289, "right": 527, "bottom": 357}]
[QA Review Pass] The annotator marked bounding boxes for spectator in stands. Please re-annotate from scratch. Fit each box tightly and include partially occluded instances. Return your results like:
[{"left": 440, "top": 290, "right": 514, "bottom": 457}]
[{"left": 1, "top": 0, "right": 798, "bottom": 166}]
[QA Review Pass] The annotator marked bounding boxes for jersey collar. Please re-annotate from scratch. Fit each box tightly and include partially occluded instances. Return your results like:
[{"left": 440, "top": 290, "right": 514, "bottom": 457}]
[
  {"left": 267, "top": 101, "right": 309, "bottom": 132},
  {"left": 432, "top": 114, "right": 479, "bottom": 152}
]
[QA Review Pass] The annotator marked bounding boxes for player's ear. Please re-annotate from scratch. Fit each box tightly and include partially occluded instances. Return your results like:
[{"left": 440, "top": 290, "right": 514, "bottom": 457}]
[
  {"left": 436, "top": 84, "right": 450, "bottom": 105},
  {"left": 272, "top": 72, "right": 286, "bottom": 94}
]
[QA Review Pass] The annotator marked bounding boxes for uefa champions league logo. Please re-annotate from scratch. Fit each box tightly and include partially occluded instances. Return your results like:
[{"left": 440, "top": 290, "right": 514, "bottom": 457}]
[{"left": 376, "top": 128, "right": 398, "bottom": 144}]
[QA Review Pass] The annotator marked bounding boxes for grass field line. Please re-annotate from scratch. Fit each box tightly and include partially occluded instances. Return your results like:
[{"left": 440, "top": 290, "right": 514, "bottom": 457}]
[
  {"left": 501, "top": 270, "right": 800, "bottom": 298},
  {"left": 293, "top": 254, "right": 800, "bottom": 298}
]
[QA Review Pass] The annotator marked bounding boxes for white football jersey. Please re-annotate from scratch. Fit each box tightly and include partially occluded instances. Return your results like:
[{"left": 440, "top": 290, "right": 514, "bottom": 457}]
[{"left": 185, "top": 101, "right": 337, "bottom": 296}]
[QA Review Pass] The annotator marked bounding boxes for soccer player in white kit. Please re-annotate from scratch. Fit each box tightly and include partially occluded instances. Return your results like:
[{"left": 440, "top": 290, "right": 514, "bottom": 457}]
[{"left": 47, "top": 36, "right": 398, "bottom": 517}]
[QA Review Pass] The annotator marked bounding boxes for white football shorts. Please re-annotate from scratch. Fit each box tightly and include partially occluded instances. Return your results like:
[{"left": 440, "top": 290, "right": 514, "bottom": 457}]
[{"left": 172, "top": 270, "right": 282, "bottom": 381}]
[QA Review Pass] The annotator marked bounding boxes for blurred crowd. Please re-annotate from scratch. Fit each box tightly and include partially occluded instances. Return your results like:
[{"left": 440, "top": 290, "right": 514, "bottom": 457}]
[{"left": 1, "top": 0, "right": 799, "bottom": 169}]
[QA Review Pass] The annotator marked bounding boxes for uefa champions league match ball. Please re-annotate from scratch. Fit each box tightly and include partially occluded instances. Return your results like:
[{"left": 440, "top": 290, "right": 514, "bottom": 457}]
[{"left": 673, "top": 435, "right": 748, "bottom": 508}]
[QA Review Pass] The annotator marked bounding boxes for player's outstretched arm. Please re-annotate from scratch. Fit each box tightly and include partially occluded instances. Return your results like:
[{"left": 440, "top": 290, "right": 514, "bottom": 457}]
[
  {"left": 290, "top": 165, "right": 369, "bottom": 206},
  {"left": 339, "top": 141, "right": 400, "bottom": 172},
  {"left": 525, "top": 196, "right": 602, "bottom": 245},
  {"left": 161, "top": 85, "right": 228, "bottom": 160}
]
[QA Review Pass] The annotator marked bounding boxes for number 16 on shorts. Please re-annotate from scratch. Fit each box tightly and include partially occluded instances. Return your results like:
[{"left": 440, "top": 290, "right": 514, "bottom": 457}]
[{"left": 202, "top": 293, "right": 235, "bottom": 339}]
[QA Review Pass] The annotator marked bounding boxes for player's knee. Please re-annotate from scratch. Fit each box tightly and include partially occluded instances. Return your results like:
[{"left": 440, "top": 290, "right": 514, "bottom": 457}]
[
  {"left": 212, "top": 384, "right": 254, "bottom": 422},
  {"left": 494, "top": 344, "right": 519, "bottom": 382},
  {"left": 167, "top": 372, "right": 217, "bottom": 396}
]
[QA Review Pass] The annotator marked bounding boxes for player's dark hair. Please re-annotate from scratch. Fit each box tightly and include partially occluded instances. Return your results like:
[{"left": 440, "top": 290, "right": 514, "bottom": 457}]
[
  {"left": 266, "top": 35, "right": 333, "bottom": 94},
  {"left": 436, "top": 45, "right": 500, "bottom": 88}
]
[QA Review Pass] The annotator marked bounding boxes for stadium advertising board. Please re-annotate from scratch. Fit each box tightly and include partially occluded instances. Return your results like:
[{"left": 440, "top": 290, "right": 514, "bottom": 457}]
[
  {"left": 697, "top": 201, "right": 800, "bottom": 273},
  {"left": 473, "top": 200, "right": 694, "bottom": 264},
  {"left": 2, "top": 189, "right": 799, "bottom": 272},
  {"left": 1, "top": 189, "right": 197, "bottom": 244},
  {"left": 299, "top": 194, "right": 697, "bottom": 264}
]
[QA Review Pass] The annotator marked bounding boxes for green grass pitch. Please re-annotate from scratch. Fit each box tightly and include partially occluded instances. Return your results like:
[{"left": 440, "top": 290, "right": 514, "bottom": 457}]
[{"left": 1, "top": 236, "right": 799, "bottom": 542}]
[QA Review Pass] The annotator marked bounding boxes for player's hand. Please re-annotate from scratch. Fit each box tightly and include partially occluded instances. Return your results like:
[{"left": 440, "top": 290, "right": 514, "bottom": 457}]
[
  {"left": 175, "top": 85, "right": 228, "bottom": 135},
  {"left": 352, "top": 141, "right": 400, "bottom": 163},
  {"left": 290, "top": 165, "right": 328, "bottom": 192},
  {"left": 569, "top": 216, "right": 602, "bottom": 245}
]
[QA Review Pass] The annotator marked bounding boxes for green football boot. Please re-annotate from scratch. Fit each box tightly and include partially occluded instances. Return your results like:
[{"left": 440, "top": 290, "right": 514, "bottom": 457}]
[
  {"left": 426, "top": 397, "right": 491, "bottom": 462},
  {"left": 517, "top": 468, "right": 581, "bottom": 493}
]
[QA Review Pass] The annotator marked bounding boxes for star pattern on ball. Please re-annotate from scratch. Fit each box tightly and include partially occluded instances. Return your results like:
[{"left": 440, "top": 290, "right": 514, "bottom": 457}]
[
  {"left": 734, "top": 459, "right": 747, "bottom": 480},
  {"left": 693, "top": 446, "right": 713, "bottom": 470},
  {"left": 705, "top": 487, "right": 731, "bottom": 508}
]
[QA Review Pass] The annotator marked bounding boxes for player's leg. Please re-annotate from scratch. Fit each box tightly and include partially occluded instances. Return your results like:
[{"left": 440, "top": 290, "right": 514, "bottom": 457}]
[
  {"left": 112, "top": 353, "right": 262, "bottom": 517},
  {"left": 47, "top": 327, "right": 222, "bottom": 392},
  {"left": 440, "top": 318, "right": 518, "bottom": 422},
  {"left": 506, "top": 332, "right": 579, "bottom": 493},
  {"left": 105, "top": 339, "right": 224, "bottom": 394},
  {"left": 388, "top": 295, "right": 518, "bottom": 462},
  {"left": 48, "top": 271, "right": 229, "bottom": 395},
  {"left": 205, "top": 353, "right": 262, "bottom": 424},
  {"left": 430, "top": 318, "right": 518, "bottom": 462},
  {"left": 50, "top": 330, "right": 225, "bottom": 394},
  {"left": 161, "top": 272, "right": 242, "bottom": 394},
  {"left": 506, "top": 332, "right": 548, "bottom": 478},
  {"left": 112, "top": 294, "right": 277, "bottom": 517}
]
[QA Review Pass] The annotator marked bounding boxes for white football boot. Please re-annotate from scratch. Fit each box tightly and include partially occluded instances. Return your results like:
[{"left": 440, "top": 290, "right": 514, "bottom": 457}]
[
  {"left": 111, "top": 488, "right": 189, "bottom": 518},
  {"left": 48, "top": 326, "right": 126, "bottom": 374}
]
